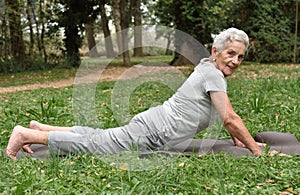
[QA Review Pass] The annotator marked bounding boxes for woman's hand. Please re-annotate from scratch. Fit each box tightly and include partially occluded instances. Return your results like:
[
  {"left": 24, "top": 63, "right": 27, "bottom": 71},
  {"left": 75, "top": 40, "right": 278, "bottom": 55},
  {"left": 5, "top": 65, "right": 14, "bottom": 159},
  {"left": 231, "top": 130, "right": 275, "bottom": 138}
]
[
  {"left": 233, "top": 137, "right": 266, "bottom": 148},
  {"left": 234, "top": 138, "right": 290, "bottom": 156},
  {"left": 268, "top": 150, "right": 291, "bottom": 157}
]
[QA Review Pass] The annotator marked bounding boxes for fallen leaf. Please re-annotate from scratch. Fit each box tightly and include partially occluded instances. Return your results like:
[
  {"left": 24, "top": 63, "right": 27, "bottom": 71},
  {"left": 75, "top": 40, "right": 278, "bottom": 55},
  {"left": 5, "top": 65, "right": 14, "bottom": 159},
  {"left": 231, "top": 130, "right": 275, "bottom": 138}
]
[
  {"left": 178, "top": 162, "right": 185, "bottom": 167},
  {"left": 285, "top": 188, "right": 295, "bottom": 194},
  {"left": 204, "top": 186, "right": 211, "bottom": 192},
  {"left": 119, "top": 163, "right": 128, "bottom": 171},
  {"left": 264, "top": 179, "right": 274, "bottom": 183}
]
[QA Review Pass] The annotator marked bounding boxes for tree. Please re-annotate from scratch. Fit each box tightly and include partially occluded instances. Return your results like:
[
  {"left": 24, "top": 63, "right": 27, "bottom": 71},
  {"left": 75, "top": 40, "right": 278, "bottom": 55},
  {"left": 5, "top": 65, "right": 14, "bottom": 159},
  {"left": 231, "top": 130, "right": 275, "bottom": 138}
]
[
  {"left": 200, "top": 0, "right": 298, "bottom": 63},
  {"left": 224, "top": 0, "right": 296, "bottom": 63},
  {"left": 132, "top": 0, "right": 143, "bottom": 57},
  {"left": 26, "top": 0, "right": 47, "bottom": 62},
  {"left": 112, "top": 0, "right": 131, "bottom": 66},
  {"left": 152, "top": 0, "right": 211, "bottom": 66},
  {"left": 111, "top": 0, "right": 122, "bottom": 54},
  {"left": 6, "top": 0, "right": 25, "bottom": 61},
  {"left": 26, "top": 0, "right": 34, "bottom": 56},
  {"left": 119, "top": 0, "right": 131, "bottom": 66},
  {"left": 147, "top": 0, "right": 174, "bottom": 55},
  {"left": 152, "top": 0, "right": 299, "bottom": 64},
  {"left": 63, "top": 1, "right": 82, "bottom": 67},
  {"left": 38, "top": 0, "right": 47, "bottom": 63},
  {"left": 99, "top": 0, "right": 115, "bottom": 58},
  {"left": 85, "top": 22, "right": 99, "bottom": 57},
  {"left": 53, "top": 0, "right": 99, "bottom": 67},
  {"left": 0, "top": 0, "right": 9, "bottom": 60},
  {"left": 0, "top": 0, "right": 298, "bottom": 73},
  {"left": 293, "top": 0, "right": 299, "bottom": 63}
]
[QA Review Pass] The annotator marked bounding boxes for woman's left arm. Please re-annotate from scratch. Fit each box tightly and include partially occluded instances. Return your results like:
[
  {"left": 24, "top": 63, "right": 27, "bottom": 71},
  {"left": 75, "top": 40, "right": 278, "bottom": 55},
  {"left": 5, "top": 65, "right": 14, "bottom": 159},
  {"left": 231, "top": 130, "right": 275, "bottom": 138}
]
[{"left": 210, "top": 91, "right": 262, "bottom": 155}]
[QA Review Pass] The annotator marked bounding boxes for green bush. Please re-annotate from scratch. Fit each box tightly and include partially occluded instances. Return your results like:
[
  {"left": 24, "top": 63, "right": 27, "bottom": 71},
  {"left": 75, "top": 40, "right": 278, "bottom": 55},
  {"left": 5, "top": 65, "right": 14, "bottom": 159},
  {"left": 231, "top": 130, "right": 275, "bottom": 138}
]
[
  {"left": 0, "top": 55, "right": 65, "bottom": 74},
  {"left": 243, "top": 0, "right": 298, "bottom": 63}
]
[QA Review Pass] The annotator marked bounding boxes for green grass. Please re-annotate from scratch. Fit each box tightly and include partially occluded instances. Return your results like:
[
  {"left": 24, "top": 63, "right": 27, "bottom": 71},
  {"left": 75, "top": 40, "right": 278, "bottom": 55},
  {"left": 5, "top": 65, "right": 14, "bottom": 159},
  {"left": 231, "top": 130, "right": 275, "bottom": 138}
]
[
  {"left": 0, "top": 69, "right": 78, "bottom": 88},
  {"left": 0, "top": 61, "right": 299, "bottom": 194},
  {"left": 81, "top": 55, "right": 174, "bottom": 66}
]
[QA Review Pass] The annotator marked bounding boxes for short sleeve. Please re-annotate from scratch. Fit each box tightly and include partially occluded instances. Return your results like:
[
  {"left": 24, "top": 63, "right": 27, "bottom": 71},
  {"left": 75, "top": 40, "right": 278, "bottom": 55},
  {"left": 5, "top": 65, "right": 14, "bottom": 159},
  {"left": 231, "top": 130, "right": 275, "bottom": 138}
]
[
  {"left": 196, "top": 62, "right": 227, "bottom": 93},
  {"left": 200, "top": 65, "right": 227, "bottom": 93}
]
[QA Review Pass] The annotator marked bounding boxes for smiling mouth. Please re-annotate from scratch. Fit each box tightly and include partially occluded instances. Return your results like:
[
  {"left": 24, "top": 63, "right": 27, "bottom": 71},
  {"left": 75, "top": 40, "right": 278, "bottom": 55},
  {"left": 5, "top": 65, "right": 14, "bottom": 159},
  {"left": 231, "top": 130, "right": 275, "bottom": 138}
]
[{"left": 227, "top": 65, "right": 234, "bottom": 70}]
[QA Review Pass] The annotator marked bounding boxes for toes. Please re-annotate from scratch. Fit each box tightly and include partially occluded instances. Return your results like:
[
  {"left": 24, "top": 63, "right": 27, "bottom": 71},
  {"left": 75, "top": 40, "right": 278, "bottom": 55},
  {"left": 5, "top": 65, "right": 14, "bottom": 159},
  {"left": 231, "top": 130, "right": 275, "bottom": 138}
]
[
  {"left": 30, "top": 120, "right": 40, "bottom": 130},
  {"left": 5, "top": 149, "right": 17, "bottom": 160},
  {"left": 5, "top": 126, "right": 24, "bottom": 159}
]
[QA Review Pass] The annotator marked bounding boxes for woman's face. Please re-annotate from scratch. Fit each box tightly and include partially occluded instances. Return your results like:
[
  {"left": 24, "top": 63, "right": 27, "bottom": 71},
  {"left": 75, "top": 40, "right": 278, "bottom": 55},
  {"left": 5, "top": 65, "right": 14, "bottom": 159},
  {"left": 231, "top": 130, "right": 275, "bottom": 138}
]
[{"left": 212, "top": 41, "right": 246, "bottom": 77}]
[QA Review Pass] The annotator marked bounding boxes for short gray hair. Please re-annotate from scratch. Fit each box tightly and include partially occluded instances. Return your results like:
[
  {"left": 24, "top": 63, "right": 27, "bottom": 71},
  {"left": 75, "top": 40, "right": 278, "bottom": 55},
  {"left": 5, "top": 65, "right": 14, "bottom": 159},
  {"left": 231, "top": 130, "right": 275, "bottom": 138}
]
[{"left": 212, "top": 27, "right": 249, "bottom": 52}]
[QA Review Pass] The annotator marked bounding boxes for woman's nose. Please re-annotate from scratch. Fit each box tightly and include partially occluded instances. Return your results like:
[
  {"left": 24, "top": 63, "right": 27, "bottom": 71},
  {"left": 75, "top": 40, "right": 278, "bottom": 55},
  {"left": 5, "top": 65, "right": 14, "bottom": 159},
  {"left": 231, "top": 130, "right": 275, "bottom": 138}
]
[{"left": 232, "top": 56, "right": 240, "bottom": 65}]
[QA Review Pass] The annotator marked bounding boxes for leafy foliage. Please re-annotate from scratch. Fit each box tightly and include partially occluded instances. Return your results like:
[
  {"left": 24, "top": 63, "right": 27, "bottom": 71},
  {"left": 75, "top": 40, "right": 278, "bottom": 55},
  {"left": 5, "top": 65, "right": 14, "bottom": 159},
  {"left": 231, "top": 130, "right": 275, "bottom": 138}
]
[
  {"left": 52, "top": 0, "right": 100, "bottom": 67},
  {"left": 152, "top": 0, "right": 299, "bottom": 63},
  {"left": 244, "top": 0, "right": 296, "bottom": 62}
]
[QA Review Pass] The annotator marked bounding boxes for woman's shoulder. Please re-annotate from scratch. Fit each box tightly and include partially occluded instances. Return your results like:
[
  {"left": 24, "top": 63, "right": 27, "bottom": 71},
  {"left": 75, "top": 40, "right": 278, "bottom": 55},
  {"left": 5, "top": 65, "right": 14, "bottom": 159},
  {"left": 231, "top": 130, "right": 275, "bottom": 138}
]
[{"left": 195, "top": 58, "right": 223, "bottom": 76}]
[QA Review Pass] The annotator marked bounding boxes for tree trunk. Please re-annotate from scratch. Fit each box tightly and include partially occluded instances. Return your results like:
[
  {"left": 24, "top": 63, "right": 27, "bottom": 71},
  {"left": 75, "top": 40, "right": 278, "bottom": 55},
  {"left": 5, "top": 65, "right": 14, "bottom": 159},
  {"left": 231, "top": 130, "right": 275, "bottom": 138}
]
[
  {"left": 169, "top": 38, "right": 208, "bottom": 66},
  {"left": 165, "top": 32, "right": 172, "bottom": 55},
  {"left": 63, "top": 1, "right": 82, "bottom": 67},
  {"left": 40, "top": 15, "right": 47, "bottom": 63},
  {"left": 293, "top": 0, "right": 299, "bottom": 63},
  {"left": 169, "top": 41, "right": 194, "bottom": 66},
  {"left": 85, "top": 23, "right": 99, "bottom": 57},
  {"left": 1, "top": 2, "right": 9, "bottom": 59},
  {"left": 6, "top": 0, "right": 25, "bottom": 61},
  {"left": 26, "top": 0, "right": 34, "bottom": 56},
  {"left": 64, "top": 23, "right": 81, "bottom": 67},
  {"left": 168, "top": 1, "right": 205, "bottom": 66},
  {"left": 119, "top": 0, "right": 131, "bottom": 66},
  {"left": 132, "top": 0, "right": 143, "bottom": 57},
  {"left": 169, "top": 1, "right": 209, "bottom": 66},
  {"left": 121, "top": 29, "right": 131, "bottom": 66},
  {"left": 39, "top": 0, "right": 47, "bottom": 63},
  {"left": 30, "top": 0, "right": 42, "bottom": 55},
  {"left": 112, "top": 0, "right": 122, "bottom": 54},
  {"left": 99, "top": 0, "right": 115, "bottom": 58}
]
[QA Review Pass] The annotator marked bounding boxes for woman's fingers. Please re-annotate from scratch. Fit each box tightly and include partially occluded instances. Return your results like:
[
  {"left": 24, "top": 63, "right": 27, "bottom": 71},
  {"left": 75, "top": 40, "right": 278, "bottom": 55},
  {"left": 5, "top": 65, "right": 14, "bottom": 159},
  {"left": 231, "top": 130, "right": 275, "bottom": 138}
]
[
  {"left": 256, "top": 142, "right": 266, "bottom": 147},
  {"left": 22, "top": 144, "right": 34, "bottom": 154},
  {"left": 268, "top": 150, "right": 291, "bottom": 157},
  {"left": 234, "top": 140, "right": 246, "bottom": 148}
]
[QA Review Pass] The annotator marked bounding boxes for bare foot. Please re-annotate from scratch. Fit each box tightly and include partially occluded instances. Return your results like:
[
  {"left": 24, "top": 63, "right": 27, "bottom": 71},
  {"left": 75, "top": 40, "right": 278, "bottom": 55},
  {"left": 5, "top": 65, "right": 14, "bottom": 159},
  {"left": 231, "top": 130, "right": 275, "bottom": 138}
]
[
  {"left": 30, "top": 120, "right": 42, "bottom": 131},
  {"left": 30, "top": 120, "right": 71, "bottom": 132},
  {"left": 19, "top": 120, "right": 42, "bottom": 154},
  {"left": 5, "top": 126, "right": 26, "bottom": 160}
]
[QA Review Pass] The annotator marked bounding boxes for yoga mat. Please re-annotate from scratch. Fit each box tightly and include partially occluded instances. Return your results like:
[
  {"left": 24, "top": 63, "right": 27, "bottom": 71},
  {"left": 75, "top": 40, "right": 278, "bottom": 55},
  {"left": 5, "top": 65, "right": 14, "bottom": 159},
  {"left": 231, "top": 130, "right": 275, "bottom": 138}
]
[{"left": 15, "top": 131, "right": 300, "bottom": 159}]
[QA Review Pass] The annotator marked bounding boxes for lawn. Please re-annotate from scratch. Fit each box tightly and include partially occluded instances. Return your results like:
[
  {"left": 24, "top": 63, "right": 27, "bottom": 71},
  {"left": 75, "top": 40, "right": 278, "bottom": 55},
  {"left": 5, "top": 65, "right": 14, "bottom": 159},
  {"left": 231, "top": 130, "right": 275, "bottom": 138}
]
[{"left": 0, "top": 58, "right": 299, "bottom": 194}]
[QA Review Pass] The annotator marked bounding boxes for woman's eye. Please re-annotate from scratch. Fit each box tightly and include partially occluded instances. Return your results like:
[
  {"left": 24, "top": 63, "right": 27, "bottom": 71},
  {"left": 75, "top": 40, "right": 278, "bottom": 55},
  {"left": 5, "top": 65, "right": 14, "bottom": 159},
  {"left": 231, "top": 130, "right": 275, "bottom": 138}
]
[
  {"left": 228, "top": 51, "right": 235, "bottom": 56},
  {"left": 238, "top": 55, "right": 244, "bottom": 61}
]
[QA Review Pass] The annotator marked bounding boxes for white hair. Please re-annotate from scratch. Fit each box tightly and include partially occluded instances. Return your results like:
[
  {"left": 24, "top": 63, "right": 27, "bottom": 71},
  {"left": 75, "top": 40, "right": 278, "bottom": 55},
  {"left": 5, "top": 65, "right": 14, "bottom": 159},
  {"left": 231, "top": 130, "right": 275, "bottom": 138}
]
[{"left": 212, "top": 27, "right": 249, "bottom": 52}]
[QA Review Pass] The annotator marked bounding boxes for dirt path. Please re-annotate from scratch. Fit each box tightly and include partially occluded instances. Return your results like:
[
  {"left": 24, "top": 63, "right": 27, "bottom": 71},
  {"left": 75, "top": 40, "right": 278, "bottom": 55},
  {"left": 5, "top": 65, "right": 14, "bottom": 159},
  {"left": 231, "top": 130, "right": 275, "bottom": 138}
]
[
  {"left": 0, "top": 67, "right": 129, "bottom": 93},
  {"left": 0, "top": 66, "right": 188, "bottom": 93}
]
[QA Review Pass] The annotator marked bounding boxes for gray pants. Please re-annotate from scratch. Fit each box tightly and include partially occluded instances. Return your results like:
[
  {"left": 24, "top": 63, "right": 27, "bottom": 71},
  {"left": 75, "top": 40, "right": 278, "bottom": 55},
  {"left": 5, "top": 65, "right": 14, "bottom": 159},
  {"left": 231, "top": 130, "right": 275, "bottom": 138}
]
[{"left": 48, "top": 118, "right": 166, "bottom": 156}]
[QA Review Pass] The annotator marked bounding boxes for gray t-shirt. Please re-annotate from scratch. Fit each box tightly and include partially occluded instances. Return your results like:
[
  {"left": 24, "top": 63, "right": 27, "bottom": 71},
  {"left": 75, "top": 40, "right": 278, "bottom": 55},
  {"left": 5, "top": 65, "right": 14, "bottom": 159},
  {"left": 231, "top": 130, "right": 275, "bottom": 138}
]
[{"left": 132, "top": 58, "right": 227, "bottom": 143}]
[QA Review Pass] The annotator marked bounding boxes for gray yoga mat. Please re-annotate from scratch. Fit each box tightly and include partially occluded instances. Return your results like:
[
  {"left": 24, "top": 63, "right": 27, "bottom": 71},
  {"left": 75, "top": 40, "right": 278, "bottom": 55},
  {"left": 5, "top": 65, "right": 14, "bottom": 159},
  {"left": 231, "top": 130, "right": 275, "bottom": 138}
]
[{"left": 15, "top": 131, "right": 300, "bottom": 159}]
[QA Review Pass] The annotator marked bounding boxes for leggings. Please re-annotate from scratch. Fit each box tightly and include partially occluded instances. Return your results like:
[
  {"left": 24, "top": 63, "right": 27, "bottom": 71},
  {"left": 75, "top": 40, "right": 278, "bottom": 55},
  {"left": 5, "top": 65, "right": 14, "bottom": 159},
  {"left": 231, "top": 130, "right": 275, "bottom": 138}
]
[{"left": 47, "top": 119, "right": 166, "bottom": 156}]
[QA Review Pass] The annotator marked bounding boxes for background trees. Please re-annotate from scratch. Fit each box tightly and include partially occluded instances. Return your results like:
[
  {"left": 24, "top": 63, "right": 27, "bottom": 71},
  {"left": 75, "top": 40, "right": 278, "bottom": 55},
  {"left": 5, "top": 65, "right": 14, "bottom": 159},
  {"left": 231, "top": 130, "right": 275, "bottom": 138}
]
[
  {"left": 152, "top": 0, "right": 299, "bottom": 64},
  {"left": 0, "top": 0, "right": 299, "bottom": 73}
]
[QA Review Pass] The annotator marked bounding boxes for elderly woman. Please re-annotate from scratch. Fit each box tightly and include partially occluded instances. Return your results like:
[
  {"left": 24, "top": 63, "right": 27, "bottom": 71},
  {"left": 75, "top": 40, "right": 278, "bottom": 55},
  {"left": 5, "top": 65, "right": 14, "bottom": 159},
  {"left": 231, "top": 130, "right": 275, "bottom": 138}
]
[{"left": 5, "top": 28, "right": 263, "bottom": 159}]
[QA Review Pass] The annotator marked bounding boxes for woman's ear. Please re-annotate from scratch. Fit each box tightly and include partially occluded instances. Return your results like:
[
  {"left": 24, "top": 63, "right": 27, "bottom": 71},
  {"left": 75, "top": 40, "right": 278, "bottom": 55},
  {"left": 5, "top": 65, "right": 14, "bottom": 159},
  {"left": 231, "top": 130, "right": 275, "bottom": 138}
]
[
  {"left": 211, "top": 46, "right": 218, "bottom": 58},
  {"left": 211, "top": 46, "right": 218, "bottom": 57}
]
